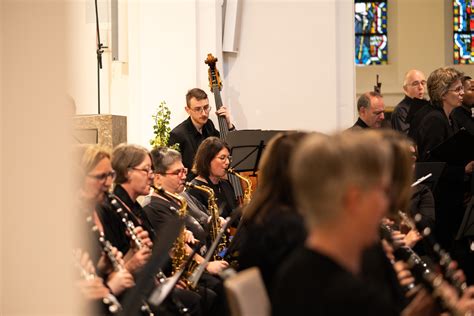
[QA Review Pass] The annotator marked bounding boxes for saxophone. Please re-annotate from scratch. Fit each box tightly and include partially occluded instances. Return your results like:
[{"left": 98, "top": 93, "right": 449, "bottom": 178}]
[
  {"left": 227, "top": 167, "right": 252, "bottom": 206},
  {"left": 185, "top": 182, "right": 227, "bottom": 260},
  {"left": 151, "top": 185, "right": 189, "bottom": 275}
]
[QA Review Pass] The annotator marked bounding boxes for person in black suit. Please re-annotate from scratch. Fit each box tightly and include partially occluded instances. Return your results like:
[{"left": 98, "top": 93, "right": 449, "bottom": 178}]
[
  {"left": 350, "top": 91, "right": 385, "bottom": 130},
  {"left": 168, "top": 88, "right": 235, "bottom": 180},
  {"left": 391, "top": 69, "right": 428, "bottom": 134}
]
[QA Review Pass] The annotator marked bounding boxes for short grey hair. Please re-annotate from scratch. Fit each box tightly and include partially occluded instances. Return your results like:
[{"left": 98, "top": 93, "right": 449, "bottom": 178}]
[{"left": 427, "top": 67, "right": 463, "bottom": 108}]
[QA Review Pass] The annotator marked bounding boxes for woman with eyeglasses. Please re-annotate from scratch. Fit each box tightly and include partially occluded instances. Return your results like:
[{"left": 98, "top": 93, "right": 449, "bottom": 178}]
[
  {"left": 107, "top": 143, "right": 205, "bottom": 315},
  {"left": 74, "top": 144, "right": 137, "bottom": 314},
  {"left": 186, "top": 137, "right": 238, "bottom": 221},
  {"left": 412, "top": 67, "right": 474, "bottom": 260},
  {"left": 143, "top": 146, "right": 230, "bottom": 316}
]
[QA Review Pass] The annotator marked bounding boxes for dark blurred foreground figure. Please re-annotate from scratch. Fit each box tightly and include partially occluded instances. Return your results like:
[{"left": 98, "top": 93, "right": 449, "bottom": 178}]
[{"left": 232, "top": 132, "right": 308, "bottom": 292}]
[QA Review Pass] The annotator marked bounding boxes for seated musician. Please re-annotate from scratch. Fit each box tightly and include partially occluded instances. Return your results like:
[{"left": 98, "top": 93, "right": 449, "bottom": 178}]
[
  {"left": 232, "top": 132, "right": 308, "bottom": 292},
  {"left": 273, "top": 131, "right": 437, "bottom": 315},
  {"left": 186, "top": 137, "right": 238, "bottom": 220},
  {"left": 105, "top": 143, "right": 203, "bottom": 315},
  {"left": 74, "top": 144, "right": 140, "bottom": 314},
  {"left": 143, "top": 146, "right": 229, "bottom": 274},
  {"left": 143, "top": 146, "right": 230, "bottom": 315}
]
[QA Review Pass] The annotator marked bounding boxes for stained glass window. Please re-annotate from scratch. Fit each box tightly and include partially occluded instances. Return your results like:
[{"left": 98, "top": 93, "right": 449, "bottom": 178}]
[
  {"left": 454, "top": 0, "right": 474, "bottom": 64},
  {"left": 355, "top": 1, "right": 388, "bottom": 65}
]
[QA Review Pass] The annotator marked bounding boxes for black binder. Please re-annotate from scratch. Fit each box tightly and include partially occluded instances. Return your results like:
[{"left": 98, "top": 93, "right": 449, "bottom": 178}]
[{"left": 428, "top": 129, "right": 474, "bottom": 165}]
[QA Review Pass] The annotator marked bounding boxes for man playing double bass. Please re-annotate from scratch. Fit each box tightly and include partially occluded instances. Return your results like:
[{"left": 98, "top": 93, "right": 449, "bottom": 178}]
[{"left": 168, "top": 88, "right": 235, "bottom": 181}]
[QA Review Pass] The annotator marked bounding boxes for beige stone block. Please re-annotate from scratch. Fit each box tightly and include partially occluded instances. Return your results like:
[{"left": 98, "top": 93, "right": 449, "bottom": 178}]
[{"left": 73, "top": 114, "right": 127, "bottom": 150}]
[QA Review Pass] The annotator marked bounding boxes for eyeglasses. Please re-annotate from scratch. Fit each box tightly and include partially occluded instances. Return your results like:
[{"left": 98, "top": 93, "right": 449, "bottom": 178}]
[
  {"left": 162, "top": 167, "right": 188, "bottom": 176},
  {"left": 88, "top": 170, "right": 116, "bottom": 182},
  {"left": 408, "top": 80, "right": 426, "bottom": 87},
  {"left": 216, "top": 155, "right": 232, "bottom": 162},
  {"left": 190, "top": 105, "right": 212, "bottom": 114},
  {"left": 448, "top": 86, "right": 464, "bottom": 94},
  {"left": 130, "top": 167, "right": 154, "bottom": 174}
]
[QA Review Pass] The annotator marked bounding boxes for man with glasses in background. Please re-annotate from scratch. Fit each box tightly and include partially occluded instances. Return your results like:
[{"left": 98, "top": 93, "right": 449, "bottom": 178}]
[
  {"left": 169, "top": 88, "right": 235, "bottom": 181},
  {"left": 392, "top": 69, "right": 429, "bottom": 134}
]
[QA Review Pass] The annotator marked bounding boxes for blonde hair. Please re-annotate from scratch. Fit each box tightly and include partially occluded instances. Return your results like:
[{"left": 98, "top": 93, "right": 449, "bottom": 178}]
[
  {"left": 291, "top": 131, "right": 392, "bottom": 229},
  {"left": 74, "top": 144, "right": 111, "bottom": 178},
  {"left": 427, "top": 67, "right": 463, "bottom": 107}
]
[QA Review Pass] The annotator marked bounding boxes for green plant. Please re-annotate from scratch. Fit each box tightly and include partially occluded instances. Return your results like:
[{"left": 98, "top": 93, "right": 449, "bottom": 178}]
[{"left": 150, "top": 101, "right": 179, "bottom": 151}]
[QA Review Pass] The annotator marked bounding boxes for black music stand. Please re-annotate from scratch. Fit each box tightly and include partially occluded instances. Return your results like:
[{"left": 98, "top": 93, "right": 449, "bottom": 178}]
[
  {"left": 428, "top": 129, "right": 474, "bottom": 165},
  {"left": 456, "top": 196, "right": 474, "bottom": 241},
  {"left": 414, "top": 162, "right": 445, "bottom": 192},
  {"left": 226, "top": 130, "right": 287, "bottom": 174}
]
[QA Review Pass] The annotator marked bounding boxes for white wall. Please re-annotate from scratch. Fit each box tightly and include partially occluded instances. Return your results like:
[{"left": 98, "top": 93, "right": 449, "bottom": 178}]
[
  {"left": 223, "top": 0, "right": 355, "bottom": 132},
  {"left": 72, "top": 0, "right": 356, "bottom": 146}
]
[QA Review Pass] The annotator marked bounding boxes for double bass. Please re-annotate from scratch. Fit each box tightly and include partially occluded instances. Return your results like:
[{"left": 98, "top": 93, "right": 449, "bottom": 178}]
[{"left": 204, "top": 53, "right": 244, "bottom": 200}]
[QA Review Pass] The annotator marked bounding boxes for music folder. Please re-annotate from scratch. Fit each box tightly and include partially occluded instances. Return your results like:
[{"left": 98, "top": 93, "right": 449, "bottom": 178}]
[{"left": 428, "top": 129, "right": 474, "bottom": 165}]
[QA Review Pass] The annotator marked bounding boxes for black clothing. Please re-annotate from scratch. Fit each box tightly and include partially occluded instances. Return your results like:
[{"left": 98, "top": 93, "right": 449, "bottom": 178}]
[
  {"left": 451, "top": 105, "right": 474, "bottom": 136},
  {"left": 168, "top": 117, "right": 220, "bottom": 180},
  {"left": 413, "top": 105, "right": 453, "bottom": 162},
  {"left": 410, "top": 184, "right": 436, "bottom": 231},
  {"left": 361, "top": 243, "right": 407, "bottom": 312},
  {"left": 407, "top": 99, "right": 433, "bottom": 141},
  {"left": 413, "top": 105, "right": 466, "bottom": 250},
  {"left": 272, "top": 247, "right": 400, "bottom": 316},
  {"left": 143, "top": 195, "right": 208, "bottom": 243},
  {"left": 187, "top": 178, "right": 238, "bottom": 220},
  {"left": 391, "top": 95, "right": 411, "bottom": 134},
  {"left": 350, "top": 117, "right": 369, "bottom": 130},
  {"left": 236, "top": 206, "right": 306, "bottom": 292},
  {"left": 392, "top": 96, "right": 429, "bottom": 134}
]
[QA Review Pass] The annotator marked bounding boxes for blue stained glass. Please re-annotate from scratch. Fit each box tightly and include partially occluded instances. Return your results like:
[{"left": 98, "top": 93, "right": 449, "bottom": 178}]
[
  {"left": 453, "top": 0, "right": 474, "bottom": 63},
  {"left": 354, "top": 1, "right": 388, "bottom": 65}
]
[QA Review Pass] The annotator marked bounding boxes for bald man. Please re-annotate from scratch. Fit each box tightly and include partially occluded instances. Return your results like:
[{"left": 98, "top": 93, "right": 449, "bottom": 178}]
[{"left": 391, "top": 69, "right": 427, "bottom": 134}]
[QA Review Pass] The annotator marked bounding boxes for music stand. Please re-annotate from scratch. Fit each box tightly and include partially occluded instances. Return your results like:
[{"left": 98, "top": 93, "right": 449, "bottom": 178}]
[
  {"left": 456, "top": 196, "right": 474, "bottom": 240},
  {"left": 414, "top": 162, "right": 445, "bottom": 192},
  {"left": 226, "top": 130, "right": 287, "bottom": 174},
  {"left": 428, "top": 129, "right": 474, "bottom": 165}
]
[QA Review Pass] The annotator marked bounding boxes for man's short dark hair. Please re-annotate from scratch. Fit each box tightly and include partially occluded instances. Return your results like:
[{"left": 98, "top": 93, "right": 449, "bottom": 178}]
[
  {"left": 186, "top": 88, "right": 208, "bottom": 107},
  {"left": 357, "top": 91, "right": 382, "bottom": 111}
]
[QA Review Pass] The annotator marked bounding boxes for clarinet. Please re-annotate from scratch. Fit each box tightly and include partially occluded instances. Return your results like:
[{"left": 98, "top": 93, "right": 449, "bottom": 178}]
[
  {"left": 106, "top": 194, "right": 156, "bottom": 316},
  {"left": 412, "top": 213, "right": 468, "bottom": 295},
  {"left": 73, "top": 247, "right": 122, "bottom": 313},
  {"left": 108, "top": 193, "right": 144, "bottom": 250},
  {"left": 380, "top": 223, "right": 463, "bottom": 314},
  {"left": 380, "top": 223, "right": 430, "bottom": 291}
]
